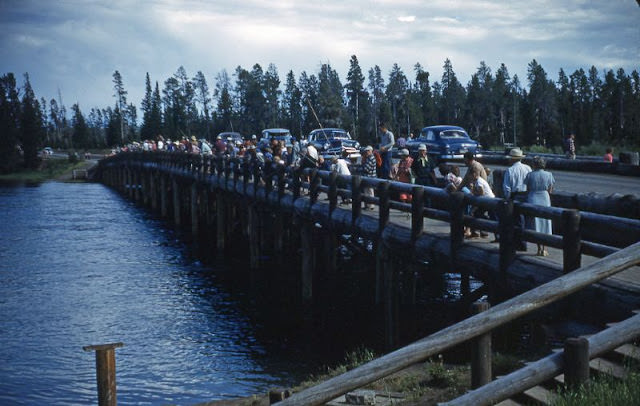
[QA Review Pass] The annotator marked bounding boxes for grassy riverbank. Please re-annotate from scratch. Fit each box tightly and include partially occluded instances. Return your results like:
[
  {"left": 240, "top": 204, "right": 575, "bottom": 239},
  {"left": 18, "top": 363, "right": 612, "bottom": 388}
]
[{"left": 0, "top": 158, "right": 91, "bottom": 183}]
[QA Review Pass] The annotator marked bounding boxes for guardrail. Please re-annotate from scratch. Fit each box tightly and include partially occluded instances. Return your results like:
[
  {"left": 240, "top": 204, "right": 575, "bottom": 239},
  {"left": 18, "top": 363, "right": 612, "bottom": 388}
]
[
  {"left": 277, "top": 241, "right": 640, "bottom": 405},
  {"left": 96, "top": 151, "right": 640, "bottom": 271}
]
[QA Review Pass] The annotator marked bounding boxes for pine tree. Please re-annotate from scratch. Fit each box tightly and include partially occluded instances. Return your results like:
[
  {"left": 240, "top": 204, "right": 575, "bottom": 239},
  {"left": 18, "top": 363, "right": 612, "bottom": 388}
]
[
  {"left": 0, "top": 73, "right": 22, "bottom": 173},
  {"left": 112, "top": 70, "right": 128, "bottom": 144},
  {"left": 20, "top": 73, "right": 45, "bottom": 169},
  {"left": 71, "top": 103, "right": 89, "bottom": 149},
  {"left": 345, "top": 55, "right": 368, "bottom": 140}
]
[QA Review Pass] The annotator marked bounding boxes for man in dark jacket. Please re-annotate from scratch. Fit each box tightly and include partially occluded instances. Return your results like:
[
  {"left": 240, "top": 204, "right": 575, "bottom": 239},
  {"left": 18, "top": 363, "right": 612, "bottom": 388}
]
[{"left": 411, "top": 144, "right": 437, "bottom": 186}]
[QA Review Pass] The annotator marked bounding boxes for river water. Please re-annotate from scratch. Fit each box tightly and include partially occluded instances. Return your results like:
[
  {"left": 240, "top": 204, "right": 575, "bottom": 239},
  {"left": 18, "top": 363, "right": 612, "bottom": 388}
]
[{"left": 0, "top": 181, "right": 319, "bottom": 405}]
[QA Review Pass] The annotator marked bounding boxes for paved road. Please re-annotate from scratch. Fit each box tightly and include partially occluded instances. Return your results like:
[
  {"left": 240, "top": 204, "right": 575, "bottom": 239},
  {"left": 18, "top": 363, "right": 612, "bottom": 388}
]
[{"left": 461, "top": 164, "right": 640, "bottom": 198}]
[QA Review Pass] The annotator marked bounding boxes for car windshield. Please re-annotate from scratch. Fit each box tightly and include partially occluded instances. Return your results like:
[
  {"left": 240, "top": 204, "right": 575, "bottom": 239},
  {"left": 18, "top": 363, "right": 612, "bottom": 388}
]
[
  {"left": 315, "top": 130, "right": 349, "bottom": 140},
  {"left": 439, "top": 130, "right": 468, "bottom": 139}
]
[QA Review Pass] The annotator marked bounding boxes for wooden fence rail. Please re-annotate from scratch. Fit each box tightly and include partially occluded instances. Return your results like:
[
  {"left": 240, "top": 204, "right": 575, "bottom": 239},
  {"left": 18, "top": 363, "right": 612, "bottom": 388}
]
[{"left": 277, "top": 241, "right": 640, "bottom": 405}]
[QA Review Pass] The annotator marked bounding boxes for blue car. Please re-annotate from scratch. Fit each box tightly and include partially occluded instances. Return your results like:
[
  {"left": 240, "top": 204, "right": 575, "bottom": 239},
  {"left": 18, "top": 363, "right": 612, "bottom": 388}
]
[{"left": 406, "top": 125, "right": 482, "bottom": 161}]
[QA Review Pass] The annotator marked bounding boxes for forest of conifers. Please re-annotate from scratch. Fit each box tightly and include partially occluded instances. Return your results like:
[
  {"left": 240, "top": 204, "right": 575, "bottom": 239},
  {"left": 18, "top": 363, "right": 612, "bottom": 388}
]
[{"left": 1, "top": 55, "right": 638, "bottom": 172}]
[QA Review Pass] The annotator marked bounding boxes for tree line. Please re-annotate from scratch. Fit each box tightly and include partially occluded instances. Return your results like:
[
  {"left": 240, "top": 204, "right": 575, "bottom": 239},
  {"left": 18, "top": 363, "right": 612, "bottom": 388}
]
[{"left": 1, "top": 56, "right": 638, "bottom": 173}]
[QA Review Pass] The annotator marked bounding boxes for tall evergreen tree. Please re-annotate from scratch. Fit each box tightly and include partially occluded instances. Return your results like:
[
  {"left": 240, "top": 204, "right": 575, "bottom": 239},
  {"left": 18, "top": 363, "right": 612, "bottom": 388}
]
[
  {"left": 192, "top": 70, "right": 212, "bottom": 138},
  {"left": 140, "top": 72, "right": 154, "bottom": 140},
  {"left": 299, "top": 71, "right": 319, "bottom": 134},
  {"left": 524, "top": 59, "right": 558, "bottom": 146},
  {"left": 414, "top": 63, "right": 434, "bottom": 129},
  {"left": 0, "top": 73, "right": 21, "bottom": 173},
  {"left": 317, "top": 63, "right": 344, "bottom": 128},
  {"left": 214, "top": 69, "right": 234, "bottom": 136},
  {"left": 282, "top": 70, "right": 303, "bottom": 137},
  {"left": 263, "top": 63, "right": 281, "bottom": 128},
  {"left": 71, "top": 103, "right": 89, "bottom": 149},
  {"left": 492, "top": 63, "right": 512, "bottom": 146},
  {"left": 112, "top": 70, "right": 128, "bottom": 143},
  {"left": 368, "top": 65, "right": 386, "bottom": 137},
  {"left": 386, "top": 63, "right": 409, "bottom": 136},
  {"left": 20, "top": 73, "right": 45, "bottom": 168},
  {"left": 439, "top": 58, "right": 466, "bottom": 123},
  {"left": 345, "top": 55, "right": 369, "bottom": 140}
]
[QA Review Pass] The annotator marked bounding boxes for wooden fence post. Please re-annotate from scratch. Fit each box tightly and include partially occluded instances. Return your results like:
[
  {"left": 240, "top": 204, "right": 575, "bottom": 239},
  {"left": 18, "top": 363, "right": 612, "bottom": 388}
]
[
  {"left": 411, "top": 186, "right": 424, "bottom": 242},
  {"left": 351, "top": 176, "right": 362, "bottom": 228},
  {"left": 564, "top": 337, "right": 589, "bottom": 389},
  {"left": 498, "top": 199, "right": 516, "bottom": 276},
  {"left": 328, "top": 172, "right": 338, "bottom": 214},
  {"left": 301, "top": 220, "right": 315, "bottom": 304},
  {"left": 310, "top": 169, "right": 320, "bottom": 205},
  {"left": 471, "top": 301, "right": 492, "bottom": 389},
  {"left": 160, "top": 175, "right": 168, "bottom": 219},
  {"left": 562, "top": 209, "right": 582, "bottom": 273},
  {"left": 375, "top": 182, "right": 391, "bottom": 304},
  {"left": 83, "top": 342, "right": 124, "bottom": 406}
]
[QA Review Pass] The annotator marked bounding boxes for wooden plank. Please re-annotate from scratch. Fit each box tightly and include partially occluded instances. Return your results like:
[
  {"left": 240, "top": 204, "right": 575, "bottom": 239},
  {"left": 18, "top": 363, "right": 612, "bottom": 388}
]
[
  {"left": 613, "top": 343, "right": 640, "bottom": 362},
  {"left": 279, "top": 242, "right": 640, "bottom": 406},
  {"left": 495, "top": 400, "right": 523, "bottom": 406},
  {"left": 589, "top": 357, "right": 628, "bottom": 379},
  {"left": 523, "top": 385, "right": 556, "bottom": 405}
]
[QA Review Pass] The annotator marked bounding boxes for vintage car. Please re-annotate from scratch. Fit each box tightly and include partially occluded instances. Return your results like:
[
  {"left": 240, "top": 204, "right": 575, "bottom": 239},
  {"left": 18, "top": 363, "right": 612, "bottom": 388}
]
[
  {"left": 406, "top": 125, "right": 482, "bottom": 161},
  {"left": 305, "top": 128, "right": 361, "bottom": 158},
  {"left": 216, "top": 131, "right": 244, "bottom": 145},
  {"left": 258, "top": 128, "right": 294, "bottom": 149}
]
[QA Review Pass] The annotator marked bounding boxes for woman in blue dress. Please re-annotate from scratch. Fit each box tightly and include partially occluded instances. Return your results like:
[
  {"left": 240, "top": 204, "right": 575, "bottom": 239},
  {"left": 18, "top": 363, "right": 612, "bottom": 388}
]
[{"left": 524, "top": 156, "right": 555, "bottom": 256}]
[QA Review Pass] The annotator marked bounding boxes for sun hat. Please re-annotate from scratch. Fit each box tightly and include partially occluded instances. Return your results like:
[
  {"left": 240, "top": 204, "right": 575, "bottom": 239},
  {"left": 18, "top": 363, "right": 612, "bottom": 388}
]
[
  {"left": 508, "top": 148, "right": 525, "bottom": 159},
  {"left": 363, "top": 145, "right": 373, "bottom": 152},
  {"left": 418, "top": 144, "right": 427, "bottom": 151},
  {"left": 399, "top": 148, "right": 410, "bottom": 156}
]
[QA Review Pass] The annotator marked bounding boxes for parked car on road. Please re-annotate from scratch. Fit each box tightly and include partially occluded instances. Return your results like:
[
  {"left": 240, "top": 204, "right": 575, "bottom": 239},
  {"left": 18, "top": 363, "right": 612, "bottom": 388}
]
[
  {"left": 216, "top": 132, "right": 244, "bottom": 145},
  {"left": 258, "top": 128, "right": 293, "bottom": 149},
  {"left": 43, "top": 147, "right": 54, "bottom": 155},
  {"left": 305, "top": 128, "right": 361, "bottom": 159},
  {"left": 406, "top": 125, "right": 482, "bottom": 162}
]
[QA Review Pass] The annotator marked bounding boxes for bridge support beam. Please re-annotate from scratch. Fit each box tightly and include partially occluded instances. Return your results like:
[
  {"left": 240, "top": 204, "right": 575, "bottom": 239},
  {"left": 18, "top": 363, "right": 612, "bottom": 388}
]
[
  {"left": 172, "top": 178, "right": 181, "bottom": 226},
  {"left": 248, "top": 204, "right": 261, "bottom": 269},
  {"left": 191, "top": 182, "right": 199, "bottom": 237},
  {"left": 160, "top": 175, "right": 168, "bottom": 219},
  {"left": 301, "top": 219, "right": 315, "bottom": 304},
  {"left": 216, "top": 192, "right": 226, "bottom": 252}
]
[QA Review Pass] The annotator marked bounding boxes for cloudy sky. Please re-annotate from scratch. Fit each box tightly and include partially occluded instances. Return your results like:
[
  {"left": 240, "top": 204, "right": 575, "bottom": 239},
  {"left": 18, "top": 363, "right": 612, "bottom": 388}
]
[{"left": 1, "top": 0, "right": 638, "bottom": 113}]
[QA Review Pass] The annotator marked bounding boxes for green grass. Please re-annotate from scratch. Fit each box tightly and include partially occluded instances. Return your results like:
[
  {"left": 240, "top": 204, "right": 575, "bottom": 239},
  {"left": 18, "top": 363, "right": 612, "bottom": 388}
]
[
  {"left": 552, "top": 370, "right": 640, "bottom": 406},
  {"left": 0, "top": 158, "right": 86, "bottom": 183}
]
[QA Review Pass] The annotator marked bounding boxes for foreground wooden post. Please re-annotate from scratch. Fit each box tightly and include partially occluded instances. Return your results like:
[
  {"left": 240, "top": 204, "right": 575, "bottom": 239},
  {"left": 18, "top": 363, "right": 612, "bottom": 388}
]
[
  {"left": 411, "top": 186, "right": 424, "bottom": 242},
  {"left": 564, "top": 337, "right": 589, "bottom": 389},
  {"left": 562, "top": 209, "right": 582, "bottom": 273},
  {"left": 498, "top": 199, "right": 515, "bottom": 276},
  {"left": 471, "top": 301, "right": 492, "bottom": 388},
  {"left": 83, "top": 342, "right": 124, "bottom": 406}
]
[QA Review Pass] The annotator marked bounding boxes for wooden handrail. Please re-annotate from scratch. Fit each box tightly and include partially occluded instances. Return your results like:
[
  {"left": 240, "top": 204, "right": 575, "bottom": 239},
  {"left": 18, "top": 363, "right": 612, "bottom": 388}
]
[
  {"left": 99, "top": 152, "right": 640, "bottom": 266},
  {"left": 442, "top": 311, "right": 640, "bottom": 406},
  {"left": 277, "top": 241, "right": 640, "bottom": 405}
]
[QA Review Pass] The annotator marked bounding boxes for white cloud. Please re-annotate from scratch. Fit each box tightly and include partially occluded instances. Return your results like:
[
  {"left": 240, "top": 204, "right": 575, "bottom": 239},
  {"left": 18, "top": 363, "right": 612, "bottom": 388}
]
[{"left": 0, "top": 0, "right": 637, "bottom": 110}]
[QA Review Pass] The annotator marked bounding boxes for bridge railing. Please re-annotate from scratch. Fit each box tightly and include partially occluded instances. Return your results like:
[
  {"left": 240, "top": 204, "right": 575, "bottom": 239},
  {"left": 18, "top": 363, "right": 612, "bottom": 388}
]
[{"left": 98, "top": 151, "right": 640, "bottom": 272}]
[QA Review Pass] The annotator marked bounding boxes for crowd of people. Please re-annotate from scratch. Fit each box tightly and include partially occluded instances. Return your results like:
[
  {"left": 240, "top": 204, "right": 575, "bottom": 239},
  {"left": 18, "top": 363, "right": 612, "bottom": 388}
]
[{"left": 114, "top": 125, "right": 558, "bottom": 257}]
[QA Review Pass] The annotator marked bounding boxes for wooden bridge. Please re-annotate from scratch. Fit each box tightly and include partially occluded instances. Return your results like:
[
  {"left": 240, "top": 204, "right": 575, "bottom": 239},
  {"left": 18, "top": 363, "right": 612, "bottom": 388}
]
[{"left": 93, "top": 151, "right": 640, "bottom": 404}]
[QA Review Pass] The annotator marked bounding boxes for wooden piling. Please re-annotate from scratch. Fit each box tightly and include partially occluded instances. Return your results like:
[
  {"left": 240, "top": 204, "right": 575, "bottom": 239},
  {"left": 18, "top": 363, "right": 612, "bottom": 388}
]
[
  {"left": 83, "top": 342, "right": 124, "bottom": 406},
  {"left": 301, "top": 220, "right": 315, "bottom": 304},
  {"left": 172, "top": 178, "right": 181, "bottom": 226},
  {"left": 160, "top": 175, "right": 168, "bottom": 219},
  {"left": 248, "top": 204, "right": 260, "bottom": 269},
  {"left": 191, "top": 182, "right": 199, "bottom": 237},
  {"left": 471, "top": 301, "right": 492, "bottom": 388},
  {"left": 216, "top": 192, "right": 226, "bottom": 252}
]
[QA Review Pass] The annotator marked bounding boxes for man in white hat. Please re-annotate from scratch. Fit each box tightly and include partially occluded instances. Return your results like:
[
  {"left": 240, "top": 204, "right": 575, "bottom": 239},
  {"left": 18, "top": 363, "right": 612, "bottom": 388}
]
[
  {"left": 502, "top": 148, "right": 531, "bottom": 199},
  {"left": 502, "top": 147, "right": 531, "bottom": 249}
]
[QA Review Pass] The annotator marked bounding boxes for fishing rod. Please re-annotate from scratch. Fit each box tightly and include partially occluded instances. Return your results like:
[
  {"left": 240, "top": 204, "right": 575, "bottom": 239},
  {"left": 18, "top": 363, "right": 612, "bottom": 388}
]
[{"left": 305, "top": 98, "right": 327, "bottom": 137}]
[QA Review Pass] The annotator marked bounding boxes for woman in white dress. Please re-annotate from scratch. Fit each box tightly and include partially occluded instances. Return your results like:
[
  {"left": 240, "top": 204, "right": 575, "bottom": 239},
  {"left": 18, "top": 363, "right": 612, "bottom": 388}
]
[{"left": 524, "top": 156, "right": 555, "bottom": 256}]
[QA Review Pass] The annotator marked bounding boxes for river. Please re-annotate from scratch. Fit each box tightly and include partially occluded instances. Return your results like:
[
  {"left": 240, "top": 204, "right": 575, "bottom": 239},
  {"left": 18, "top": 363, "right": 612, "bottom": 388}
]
[{"left": 0, "top": 181, "right": 320, "bottom": 405}]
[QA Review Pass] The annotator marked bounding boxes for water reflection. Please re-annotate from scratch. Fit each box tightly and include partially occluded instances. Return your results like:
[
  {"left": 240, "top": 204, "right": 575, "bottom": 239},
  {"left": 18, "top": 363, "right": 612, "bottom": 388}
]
[{"left": 0, "top": 182, "right": 309, "bottom": 405}]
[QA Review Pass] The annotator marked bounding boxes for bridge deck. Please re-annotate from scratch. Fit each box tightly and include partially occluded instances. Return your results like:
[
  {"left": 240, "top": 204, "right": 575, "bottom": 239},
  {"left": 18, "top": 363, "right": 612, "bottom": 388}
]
[{"left": 361, "top": 201, "right": 640, "bottom": 297}]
